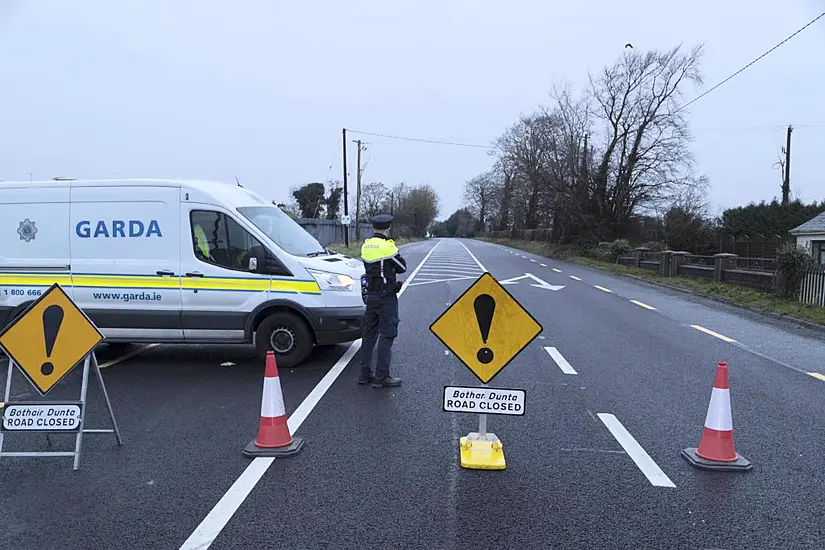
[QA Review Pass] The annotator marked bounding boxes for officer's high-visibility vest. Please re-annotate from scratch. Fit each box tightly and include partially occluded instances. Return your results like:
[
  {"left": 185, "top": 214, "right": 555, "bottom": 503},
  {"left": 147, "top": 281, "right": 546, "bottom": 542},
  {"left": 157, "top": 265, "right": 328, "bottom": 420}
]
[{"left": 361, "top": 236, "right": 402, "bottom": 285}]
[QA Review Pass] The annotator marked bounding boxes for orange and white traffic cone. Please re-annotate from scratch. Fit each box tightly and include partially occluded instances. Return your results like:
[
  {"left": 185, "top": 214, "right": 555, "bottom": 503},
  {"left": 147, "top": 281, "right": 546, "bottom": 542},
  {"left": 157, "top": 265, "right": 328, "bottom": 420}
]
[
  {"left": 243, "top": 351, "right": 304, "bottom": 458},
  {"left": 681, "top": 361, "right": 752, "bottom": 471}
]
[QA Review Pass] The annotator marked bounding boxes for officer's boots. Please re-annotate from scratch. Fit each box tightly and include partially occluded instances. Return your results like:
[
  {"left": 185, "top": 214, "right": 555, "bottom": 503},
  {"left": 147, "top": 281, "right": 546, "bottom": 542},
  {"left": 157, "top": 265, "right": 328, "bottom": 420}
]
[
  {"left": 371, "top": 375, "right": 402, "bottom": 388},
  {"left": 357, "top": 368, "right": 373, "bottom": 385}
]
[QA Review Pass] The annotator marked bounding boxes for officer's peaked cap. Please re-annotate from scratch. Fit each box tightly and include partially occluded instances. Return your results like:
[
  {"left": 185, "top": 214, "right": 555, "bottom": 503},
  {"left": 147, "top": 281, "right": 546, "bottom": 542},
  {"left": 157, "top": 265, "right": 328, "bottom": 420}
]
[{"left": 372, "top": 213, "right": 393, "bottom": 230}]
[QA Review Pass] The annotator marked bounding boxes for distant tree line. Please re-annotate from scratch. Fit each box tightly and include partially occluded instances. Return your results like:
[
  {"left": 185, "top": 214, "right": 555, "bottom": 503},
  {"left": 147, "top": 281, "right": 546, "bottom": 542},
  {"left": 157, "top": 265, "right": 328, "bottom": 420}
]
[
  {"left": 283, "top": 180, "right": 440, "bottom": 239},
  {"left": 433, "top": 43, "right": 824, "bottom": 257}
]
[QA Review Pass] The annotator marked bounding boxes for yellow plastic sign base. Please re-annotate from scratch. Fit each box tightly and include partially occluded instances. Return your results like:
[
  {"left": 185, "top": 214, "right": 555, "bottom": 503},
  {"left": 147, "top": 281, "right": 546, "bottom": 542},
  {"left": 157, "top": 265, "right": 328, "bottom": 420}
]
[{"left": 459, "top": 436, "right": 506, "bottom": 470}]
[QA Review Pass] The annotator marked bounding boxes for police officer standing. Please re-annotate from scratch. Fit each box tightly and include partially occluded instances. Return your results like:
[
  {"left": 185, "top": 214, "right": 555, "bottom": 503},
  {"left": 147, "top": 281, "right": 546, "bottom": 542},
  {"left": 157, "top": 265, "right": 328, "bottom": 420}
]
[{"left": 358, "top": 214, "right": 406, "bottom": 388}]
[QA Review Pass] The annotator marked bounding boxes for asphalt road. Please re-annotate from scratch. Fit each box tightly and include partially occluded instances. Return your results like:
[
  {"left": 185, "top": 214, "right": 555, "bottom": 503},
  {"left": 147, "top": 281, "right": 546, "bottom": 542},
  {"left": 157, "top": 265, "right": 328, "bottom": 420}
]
[{"left": 2, "top": 238, "right": 825, "bottom": 550}]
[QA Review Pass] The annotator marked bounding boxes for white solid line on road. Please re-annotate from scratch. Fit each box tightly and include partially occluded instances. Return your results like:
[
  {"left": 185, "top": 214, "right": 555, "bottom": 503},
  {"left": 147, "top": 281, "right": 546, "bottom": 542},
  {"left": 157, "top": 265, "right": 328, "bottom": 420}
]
[
  {"left": 594, "top": 285, "right": 612, "bottom": 293},
  {"left": 99, "top": 343, "right": 162, "bottom": 369},
  {"left": 544, "top": 347, "right": 577, "bottom": 375},
  {"left": 458, "top": 241, "right": 488, "bottom": 272},
  {"left": 629, "top": 300, "right": 656, "bottom": 311},
  {"left": 809, "top": 372, "right": 825, "bottom": 382},
  {"left": 179, "top": 240, "right": 439, "bottom": 550},
  {"left": 552, "top": 268, "right": 562, "bottom": 273},
  {"left": 597, "top": 413, "right": 676, "bottom": 488},
  {"left": 690, "top": 324, "right": 736, "bottom": 343},
  {"left": 569, "top": 275, "right": 582, "bottom": 281}
]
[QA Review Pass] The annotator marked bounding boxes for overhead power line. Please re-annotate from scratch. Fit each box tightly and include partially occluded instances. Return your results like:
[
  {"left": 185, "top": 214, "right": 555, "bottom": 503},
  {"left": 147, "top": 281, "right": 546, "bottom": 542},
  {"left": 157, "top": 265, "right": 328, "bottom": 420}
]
[
  {"left": 678, "top": 11, "right": 825, "bottom": 112},
  {"left": 346, "top": 129, "right": 495, "bottom": 150}
]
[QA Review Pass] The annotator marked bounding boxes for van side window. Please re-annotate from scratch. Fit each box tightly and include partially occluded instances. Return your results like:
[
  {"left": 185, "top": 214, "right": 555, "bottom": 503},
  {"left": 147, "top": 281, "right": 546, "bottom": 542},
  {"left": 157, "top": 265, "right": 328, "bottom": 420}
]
[{"left": 190, "top": 210, "right": 263, "bottom": 272}]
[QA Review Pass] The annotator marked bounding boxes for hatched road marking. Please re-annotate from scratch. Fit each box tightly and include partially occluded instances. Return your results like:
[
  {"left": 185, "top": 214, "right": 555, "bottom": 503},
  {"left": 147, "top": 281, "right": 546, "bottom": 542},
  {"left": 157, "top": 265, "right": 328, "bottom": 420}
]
[
  {"left": 179, "top": 240, "right": 442, "bottom": 550},
  {"left": 544, "top": 347, "right": 577, "bottom": 375},
  {"left": 691, "top": 324, "right": 736, "bottom": 343},
  {"left": 406, "top": 240, "right": 484, "bottom": 287},
  {"left": 598, "top": 413, "right": 676, "bottom": 488},
  {"left": 629, "top": 300, "right": 656, "bottom": 311}
]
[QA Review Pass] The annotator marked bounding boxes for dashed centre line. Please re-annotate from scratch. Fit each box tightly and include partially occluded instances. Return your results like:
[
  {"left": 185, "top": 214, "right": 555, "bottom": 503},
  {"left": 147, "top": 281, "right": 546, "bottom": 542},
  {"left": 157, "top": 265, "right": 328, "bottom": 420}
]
[
  {"left": 539, "top": 263, "right": 547, "bottom": 267},
  {"left": 569, "top": 275, "right": 582, "bottom": 281},
  {"left": 594, "top": 285, "right": 612, "bottom": 293},
  {"left": 552, "top": 268, "right": 562, "bottom": 273},
  {"left": 597, "top": 413, "right": 676, "bottom": 488},
  {"left": 808, "top": 372, "right": 825, "bottom": 382},
  {"left": 544, "top": 347, "right": 577, "bottom": 375},
  {"left": 691, "top": 324, "right": 736, "bottom": 343},
  {"left": 629, "top": 300, "right": 656, "bottom": 311}
]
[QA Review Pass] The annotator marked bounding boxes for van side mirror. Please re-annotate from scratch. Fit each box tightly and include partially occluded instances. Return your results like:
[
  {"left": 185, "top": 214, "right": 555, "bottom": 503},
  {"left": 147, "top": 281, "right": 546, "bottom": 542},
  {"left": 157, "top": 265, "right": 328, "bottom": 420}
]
[{"left": 248, "top": 244, "right": 267, "bottom": 273}]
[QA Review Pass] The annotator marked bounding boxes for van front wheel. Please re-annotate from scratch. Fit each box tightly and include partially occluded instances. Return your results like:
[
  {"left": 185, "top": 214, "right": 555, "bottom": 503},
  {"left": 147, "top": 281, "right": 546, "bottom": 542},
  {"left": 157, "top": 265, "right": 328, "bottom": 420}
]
[{"left": 255, "top": 312, "right": 313, "bottom": 368}]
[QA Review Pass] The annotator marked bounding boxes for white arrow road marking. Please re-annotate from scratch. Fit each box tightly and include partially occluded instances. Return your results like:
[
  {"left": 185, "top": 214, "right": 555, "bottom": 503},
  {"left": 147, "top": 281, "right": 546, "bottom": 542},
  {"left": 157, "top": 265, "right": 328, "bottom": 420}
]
[{"left": 498, "top": 273, "right": 565, "bottom": 291}]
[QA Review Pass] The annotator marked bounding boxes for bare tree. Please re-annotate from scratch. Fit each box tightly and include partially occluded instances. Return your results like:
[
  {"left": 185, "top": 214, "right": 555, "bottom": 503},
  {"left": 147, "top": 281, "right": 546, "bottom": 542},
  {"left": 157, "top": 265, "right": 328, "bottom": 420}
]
[
  {"left": 463, "top": 170, "right": 501, "bottom": 231},
  {"left": 360, "top": 181, "right": 388, "bottom": 219},
  {"left": 587, "top": 43, "right": 705, "bottom": 239}
]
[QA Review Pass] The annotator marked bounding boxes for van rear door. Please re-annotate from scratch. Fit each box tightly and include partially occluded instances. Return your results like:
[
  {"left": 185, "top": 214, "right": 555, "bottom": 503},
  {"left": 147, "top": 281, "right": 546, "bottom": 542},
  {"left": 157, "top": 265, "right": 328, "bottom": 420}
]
[{"left": 69, "top": 184, "right": 183, "bottom": 341}]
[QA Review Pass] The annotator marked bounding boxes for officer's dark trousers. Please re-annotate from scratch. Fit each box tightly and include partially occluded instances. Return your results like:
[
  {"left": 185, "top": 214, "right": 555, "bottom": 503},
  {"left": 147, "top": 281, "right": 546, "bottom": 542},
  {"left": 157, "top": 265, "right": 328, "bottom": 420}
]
[{"left": 361, "top": 292, "right": 399, "bottom": 378}]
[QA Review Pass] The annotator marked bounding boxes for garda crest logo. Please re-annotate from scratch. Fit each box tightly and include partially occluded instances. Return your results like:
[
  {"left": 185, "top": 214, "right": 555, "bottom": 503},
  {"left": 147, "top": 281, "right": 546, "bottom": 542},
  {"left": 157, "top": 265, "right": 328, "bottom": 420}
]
[{"left": 17, "top": 219, "right": 37, "bottom": 242}]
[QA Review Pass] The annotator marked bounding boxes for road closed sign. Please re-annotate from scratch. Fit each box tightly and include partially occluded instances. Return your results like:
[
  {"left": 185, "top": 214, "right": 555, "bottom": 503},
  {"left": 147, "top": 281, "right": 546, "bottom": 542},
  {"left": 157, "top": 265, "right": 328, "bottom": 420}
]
[
  {"left": 2, "top": 403, "right": 83, "bottom": 432},
  {"left": 443, "top": 386, "right": 526, "bottom": 416}
]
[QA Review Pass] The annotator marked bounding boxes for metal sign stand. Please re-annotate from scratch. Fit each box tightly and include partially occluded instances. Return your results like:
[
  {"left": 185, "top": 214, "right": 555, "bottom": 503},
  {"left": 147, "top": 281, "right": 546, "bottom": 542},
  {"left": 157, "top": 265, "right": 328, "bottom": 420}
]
[
  {"left": 0, "top": 351, "right": 122, "bottom": 471},
  {"left": 465, "top": 383, "right": 498, "bottom": 444}
]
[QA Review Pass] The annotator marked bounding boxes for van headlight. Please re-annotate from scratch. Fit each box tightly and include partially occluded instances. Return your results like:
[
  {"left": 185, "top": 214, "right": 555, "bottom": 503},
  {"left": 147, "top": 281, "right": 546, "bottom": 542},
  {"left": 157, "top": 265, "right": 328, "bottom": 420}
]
[{"left": 307, "top": 269, "right": 355, "bottom": 292}]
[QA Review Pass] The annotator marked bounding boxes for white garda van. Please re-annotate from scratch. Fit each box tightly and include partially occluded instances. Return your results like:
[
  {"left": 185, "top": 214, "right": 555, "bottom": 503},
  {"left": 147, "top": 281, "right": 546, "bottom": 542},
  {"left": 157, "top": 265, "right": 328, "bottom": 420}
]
[{"left": 0, "top": 178, "right": 366, "bottom": 368}]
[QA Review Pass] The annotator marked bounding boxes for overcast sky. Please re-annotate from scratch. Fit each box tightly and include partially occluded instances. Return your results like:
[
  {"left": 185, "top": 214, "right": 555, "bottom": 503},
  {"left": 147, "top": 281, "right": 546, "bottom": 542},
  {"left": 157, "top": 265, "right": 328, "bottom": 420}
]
[{"left": 1, "top": 1, "right": 823, "bottom": 221}]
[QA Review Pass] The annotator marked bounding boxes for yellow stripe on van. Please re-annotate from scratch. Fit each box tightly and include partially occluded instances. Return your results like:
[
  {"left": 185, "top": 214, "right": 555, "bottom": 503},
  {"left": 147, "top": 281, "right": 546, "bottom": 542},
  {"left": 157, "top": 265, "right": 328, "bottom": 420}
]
[
  {"left": 0, "top": 274, "right": 73, "bottom": 286},
  {"left": 0, "top": 273, "right": 321, "bottom": 295},
  {"left": 73, "top": 275, "right": 182, "bottom": 290}
]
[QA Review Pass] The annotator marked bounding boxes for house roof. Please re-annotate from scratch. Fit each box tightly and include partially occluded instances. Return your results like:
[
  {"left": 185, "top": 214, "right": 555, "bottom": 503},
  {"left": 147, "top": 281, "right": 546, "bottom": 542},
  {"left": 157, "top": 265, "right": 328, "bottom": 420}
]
[{"left": 790, "top": 211, "right": 825, "bottom": 234}]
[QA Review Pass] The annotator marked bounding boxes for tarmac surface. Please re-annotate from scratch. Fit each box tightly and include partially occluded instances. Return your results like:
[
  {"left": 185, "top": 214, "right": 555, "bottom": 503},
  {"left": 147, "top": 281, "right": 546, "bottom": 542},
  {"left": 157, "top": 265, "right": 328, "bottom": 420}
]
[{"left": 2, "top": 238, "right": 825, "bottom": 550}]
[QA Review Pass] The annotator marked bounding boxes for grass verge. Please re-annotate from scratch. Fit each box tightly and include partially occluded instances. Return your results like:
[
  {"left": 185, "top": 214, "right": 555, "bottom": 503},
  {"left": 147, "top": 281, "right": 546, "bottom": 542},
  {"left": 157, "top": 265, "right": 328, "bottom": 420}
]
[
  {"left": 329, "top": 236, "right": 423, "bottom": 258},
  {"left": 479, "top": 238, "right": 825, "bottom": 328}
]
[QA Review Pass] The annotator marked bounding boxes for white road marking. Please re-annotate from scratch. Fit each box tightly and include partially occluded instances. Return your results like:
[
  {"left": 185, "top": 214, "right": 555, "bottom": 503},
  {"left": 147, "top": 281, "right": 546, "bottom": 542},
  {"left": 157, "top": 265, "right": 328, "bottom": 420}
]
[
  {"left": 544, "top": 347, "right": 577, "bottom": 374},
  {"left": 629, "top": 300, "right": 656, "bottom": 311},
  {"left": 407, "top": 276, "right": 479, "bottom": 287},
  {"left": 690, "top": 324, "right": 736, "bottom": 343},
  {"left": 597, "top": 413, "right": 676, "bottom": 488},
  {"left": 530, "top": 259, "right": 537, "bottom": 263},
  {"left": 569, "top": 275, "right": 582, "bottom": 281},
  {"left": 809, "top": 372, "right": 825, "bottom": 382},
  {"left": 179, "top": 240, "right": 439, "bottom": 550},
  {"left": 539, "top": 263, "right": 547, "bottom": 267},
  {"left": 594, "top": 285, "right": 612, "bottom": 293},
  {"left": 99, "top": 343, "right": 162, "bottom": 369},
  {"left": 458, "top": 241, "right": 488, "bottom": 272},
  {"left": 552, "top": 268, "right": 562, "bottom": 273}
]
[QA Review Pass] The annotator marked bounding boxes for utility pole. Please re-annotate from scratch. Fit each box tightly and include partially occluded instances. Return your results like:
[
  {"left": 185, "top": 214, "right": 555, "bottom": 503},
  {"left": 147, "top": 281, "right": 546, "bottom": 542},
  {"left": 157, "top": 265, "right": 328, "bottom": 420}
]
[
  {"left": 354, "top": 139, "right": 363, "bottom": 240},
  {"left": 342, "top": 128, "right": 349, "bottom": 247},
  {"left": 782, "top": 125, "right": 792, "bottom": 206}
]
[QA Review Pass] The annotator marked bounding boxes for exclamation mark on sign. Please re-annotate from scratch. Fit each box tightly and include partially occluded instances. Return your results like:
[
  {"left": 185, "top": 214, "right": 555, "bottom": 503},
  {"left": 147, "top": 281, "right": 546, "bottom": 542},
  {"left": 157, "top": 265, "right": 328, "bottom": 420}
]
[
  {"left": 41, "top": 304, "right": 64, "bottom": 376},
  {"left": 473, "top": 293, "right": 496, "bottom": 364}
]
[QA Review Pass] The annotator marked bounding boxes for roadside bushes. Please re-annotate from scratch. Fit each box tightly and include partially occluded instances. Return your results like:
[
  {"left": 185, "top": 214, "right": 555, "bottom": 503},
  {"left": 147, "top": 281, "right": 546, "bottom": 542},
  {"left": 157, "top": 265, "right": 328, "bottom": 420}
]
[
  {"left": 593, "top": 239, "right": 632, "bottom": 263},
  {"left": 775, "top": 242, "right": 815, "bottom": 299}
]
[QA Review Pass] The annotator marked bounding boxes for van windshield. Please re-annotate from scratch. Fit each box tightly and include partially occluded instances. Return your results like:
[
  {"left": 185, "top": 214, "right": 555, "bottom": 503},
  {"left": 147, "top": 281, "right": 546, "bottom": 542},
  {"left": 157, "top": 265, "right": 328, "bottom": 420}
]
[{"left": 237, "top": 206, "right": 327, "bottom": 257}]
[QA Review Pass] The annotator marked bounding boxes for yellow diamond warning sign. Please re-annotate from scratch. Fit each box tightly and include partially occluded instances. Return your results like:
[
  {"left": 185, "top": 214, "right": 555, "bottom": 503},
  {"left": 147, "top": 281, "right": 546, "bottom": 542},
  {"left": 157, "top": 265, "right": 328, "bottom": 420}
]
[
  {"left": 430, "top": 272, "right": 543, "bottom": 384},
  {"left": 0, "top": 284, "right": 104, "bottom": 395}
]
